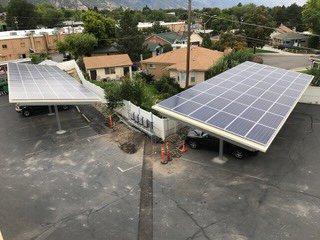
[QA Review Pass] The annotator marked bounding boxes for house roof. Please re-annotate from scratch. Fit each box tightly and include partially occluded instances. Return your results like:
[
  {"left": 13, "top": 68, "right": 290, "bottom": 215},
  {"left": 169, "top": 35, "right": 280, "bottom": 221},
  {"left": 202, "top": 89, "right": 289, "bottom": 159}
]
[
  {"left": 150, "top": 32, "right": 184, "bottom": 44},
  {"left": 273, "top": 32, "right": 308, "bottom": 40},
  {"left": 83, "top": 54, "right": 133, "bottom": 70},
  {"left": 277, "top": 24, "right": 294, "bottom": 34},
  {"left": 141, "top": 46, "right": 224, "bottom": 72}
]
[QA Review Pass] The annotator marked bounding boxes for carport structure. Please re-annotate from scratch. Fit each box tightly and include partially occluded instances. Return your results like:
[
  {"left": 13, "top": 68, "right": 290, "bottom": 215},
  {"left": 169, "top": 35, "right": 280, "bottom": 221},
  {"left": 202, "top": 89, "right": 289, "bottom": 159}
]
[
  {"left": 7, "top": 62, "right": 103, "bottom": 134},
  {"left": 153, "top": 61, "right": 313, "bottom": 158}
]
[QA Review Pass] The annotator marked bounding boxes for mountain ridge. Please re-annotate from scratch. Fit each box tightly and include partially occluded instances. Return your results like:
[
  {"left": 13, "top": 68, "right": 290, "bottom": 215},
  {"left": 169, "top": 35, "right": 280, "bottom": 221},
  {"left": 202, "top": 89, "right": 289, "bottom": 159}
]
[{"left": 0, "top": 0, "right": 307, "bottom": 9}]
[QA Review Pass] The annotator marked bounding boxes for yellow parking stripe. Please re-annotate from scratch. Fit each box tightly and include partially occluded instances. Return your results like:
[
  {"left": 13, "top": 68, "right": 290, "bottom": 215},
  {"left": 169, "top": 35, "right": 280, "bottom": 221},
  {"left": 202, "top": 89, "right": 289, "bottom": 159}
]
[{"left": 0, "top": 230, "right": 3, "bottom": 240}]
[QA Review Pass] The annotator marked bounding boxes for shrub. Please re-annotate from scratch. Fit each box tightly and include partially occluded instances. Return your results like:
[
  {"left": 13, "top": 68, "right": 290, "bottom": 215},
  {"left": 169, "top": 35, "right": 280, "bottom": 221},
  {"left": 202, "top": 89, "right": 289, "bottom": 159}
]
[
  {"left": 206, "top": 50, "right": 255, "bottom": 79},
  {"left": 306, "top": 68, "right": 320, "bottom": 86},
  {"left": 31, "top": 53, "right": 51, "bottom": 64},
  {"left": 154, "top": 76, "right": 182, "bottom": 98}
]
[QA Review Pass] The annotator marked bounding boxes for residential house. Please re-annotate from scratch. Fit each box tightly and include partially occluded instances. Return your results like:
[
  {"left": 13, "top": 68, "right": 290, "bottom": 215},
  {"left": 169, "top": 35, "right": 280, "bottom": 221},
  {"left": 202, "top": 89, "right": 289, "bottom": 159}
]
[
  {"left": 271, "top": 24, "right": 308, "bottom": 48},
  {"left": 272, "top": 32, "right": 308, "bottom": 48},
  {"left": 138, "top": 21, "right": 186, "bottom": 33},
  {"left": 144, "top": 32, "right": 203, "bottom": 52},
  {"left": 91, "top": 43, "right": 121, "bottom": 56},
  {"left": 141, "top": 46, "right": 224, "bottom": 88},
  {"left": 145, "top": 43, "right": 164, "bottom": 57},
  {"left": 83, "top": 54, "right": 133, "bottom": 81},
  {"left": 0, "top": 28, "right": 79, "bottom": 61}
]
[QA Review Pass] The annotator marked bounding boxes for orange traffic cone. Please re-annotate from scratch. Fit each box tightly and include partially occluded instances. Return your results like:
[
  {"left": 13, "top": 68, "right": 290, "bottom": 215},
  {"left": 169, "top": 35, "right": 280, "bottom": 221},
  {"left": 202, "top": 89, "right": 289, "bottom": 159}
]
[
  {"left": 108, "top": 115, "right": 113, "bottom": 128},
  {"left": 179, "top": 140, "right": 188, "bottom": 153},
  {"left": 161, "top": 144, "right": 168, "bottom": 164},
  {"left": 166, "top": 142, "right": 172, "bottom": 162}
]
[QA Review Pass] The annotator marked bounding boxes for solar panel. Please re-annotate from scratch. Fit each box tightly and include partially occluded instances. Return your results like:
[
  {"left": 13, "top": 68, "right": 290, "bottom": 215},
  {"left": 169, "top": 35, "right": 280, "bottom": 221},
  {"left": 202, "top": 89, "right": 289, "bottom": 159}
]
[
  {"left": 153, "top": 61, "right": 314, "bottom": 152},
  {"left": 7, "top": 63, "right": 101, "bottom": 104}
]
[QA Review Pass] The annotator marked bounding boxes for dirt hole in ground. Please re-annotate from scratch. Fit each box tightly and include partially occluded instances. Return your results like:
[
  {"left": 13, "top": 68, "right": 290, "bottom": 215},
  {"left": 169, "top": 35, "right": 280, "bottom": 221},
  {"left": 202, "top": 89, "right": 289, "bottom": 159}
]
[
  {"left": 113, "top": 123, "right": 145, "bottom": 154},
  {"left": 120, "top": 142, "right": 137, "bottom": 154}
]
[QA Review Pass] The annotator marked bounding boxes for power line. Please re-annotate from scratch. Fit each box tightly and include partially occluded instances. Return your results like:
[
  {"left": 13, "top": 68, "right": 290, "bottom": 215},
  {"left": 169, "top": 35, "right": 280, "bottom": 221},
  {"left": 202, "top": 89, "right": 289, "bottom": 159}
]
[{"left": 196, "top": 12, "right": 320, "bottom": 38}]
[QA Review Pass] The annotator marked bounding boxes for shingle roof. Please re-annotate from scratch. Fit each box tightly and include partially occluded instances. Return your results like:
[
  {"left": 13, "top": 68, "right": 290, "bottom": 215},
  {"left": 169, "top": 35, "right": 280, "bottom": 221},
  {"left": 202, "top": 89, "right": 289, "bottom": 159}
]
[
  {"left": 273, "top": 32, "right": 308, "bottom": 40},
  {"left": 153, "top": 32, "right": 184, "bottom": 44},
  {"left": 83, "top": 54, "right": 133, "bottom": 70},
  {"left": 277, "top": 24, "right": 294, "bottom": 34},
  {"left": 141, "top": 46, "right": 224, "bottom": 72}
]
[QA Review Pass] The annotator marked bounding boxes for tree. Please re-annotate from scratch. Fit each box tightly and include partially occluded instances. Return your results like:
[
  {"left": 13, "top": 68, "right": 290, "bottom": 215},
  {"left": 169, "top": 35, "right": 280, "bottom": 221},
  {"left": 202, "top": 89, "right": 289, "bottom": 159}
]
[
  {"left": 117, "top": 10, "right": 145, "bottom": 62},
  {"left": 303, "top": 0, "right": 320, "bottom": 34},
  {"left": 240, "top": 6, "right": 275, "bottom": 53},
  {"left": 6, "top": 0, "right": 37, "bottom": 30},
  {"left": 150, "top": 21, "right": 170, "bottom": 34},
  {"left": 57, "top": 33, "right": 98, "bottom": 60},
  {"left": 218, "top": 32, "right": 247, "bottom": 51},
  {"left": 82, "top": 10, "right": 116, "bottom": 46},
  {"left": 201, "top": 34, "right": 212, "bottom": 49},
  {"left": 286, "top": 4, "right": 304, "bottom": 31},
  {"left": 36, "top": 3, "right": 63, "bottom": 28},
  {"left": 308, "top": 35, "right": 320, "bottom": 49},
  {"left": 163, "top": 44, "right": 173, "bottom": 53}
]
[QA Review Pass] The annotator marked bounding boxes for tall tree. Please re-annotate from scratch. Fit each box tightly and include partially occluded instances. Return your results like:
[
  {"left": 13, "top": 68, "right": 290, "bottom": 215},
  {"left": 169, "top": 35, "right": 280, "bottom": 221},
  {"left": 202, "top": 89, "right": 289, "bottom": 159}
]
[
  {"left": 303, "top": 0, "right": 320, "bottom": 34},
  {"left": 57, "top": 33, "right": 98, "bottom": 60},
  {"left": 6, "top": 0, "right": 37, "bottom": 30},
  {"left": 286, "top": 4, "right": 304, "bottom": 31},
  {"left": 117, "top": 10, "right": 145, "bottom": 62},
  {"left": 82, "top": 10, "right": 116, "bottom": 46},
  {"left": 240, "top": 6, "right": 275, "bottom": 53},
  {"left": 36, "top": 3, "right": 63, "bottom": 28}
]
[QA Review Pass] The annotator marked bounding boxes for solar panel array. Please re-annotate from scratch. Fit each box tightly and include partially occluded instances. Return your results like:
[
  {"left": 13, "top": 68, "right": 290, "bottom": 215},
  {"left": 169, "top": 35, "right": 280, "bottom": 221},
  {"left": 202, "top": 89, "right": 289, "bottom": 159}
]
[
  {"left": 8, "top": 63, "right": 101, "bottom": 103},
  {"left": 156, "top": 61, "right": 313, "bottom": 147}
]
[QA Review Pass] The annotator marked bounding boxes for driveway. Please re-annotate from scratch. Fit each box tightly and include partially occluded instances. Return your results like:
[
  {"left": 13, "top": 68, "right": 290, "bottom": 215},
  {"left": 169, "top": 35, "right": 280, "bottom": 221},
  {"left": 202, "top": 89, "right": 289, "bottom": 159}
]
[
  {"left": 0, "top": 96, "right": 143, "bottom": 240},
  {"left": 261, "top": 54, "right": 311, "bottom": 70},
  {"left": 153, "top": 103, "right": 320, "bottom": 240}
]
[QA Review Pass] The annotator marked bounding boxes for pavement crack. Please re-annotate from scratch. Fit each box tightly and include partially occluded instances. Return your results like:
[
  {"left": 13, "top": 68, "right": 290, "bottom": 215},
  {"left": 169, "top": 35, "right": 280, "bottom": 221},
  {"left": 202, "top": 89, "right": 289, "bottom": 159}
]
[
  {"left": 160, "top": 188, "right": 212, "bottom": 240},
  {"left": 31, "top": 185, "right": 139, "bottom": 240}
]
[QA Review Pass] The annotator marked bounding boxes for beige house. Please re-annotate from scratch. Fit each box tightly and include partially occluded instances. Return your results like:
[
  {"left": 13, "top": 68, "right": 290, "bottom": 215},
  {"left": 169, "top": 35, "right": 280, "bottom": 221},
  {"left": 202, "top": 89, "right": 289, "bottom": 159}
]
[
  {"left": 141, "top": 46, "right": 224, "bottom": 88},
  {"left": 83, "top": 54, "right": 133, "bottom": 81}
]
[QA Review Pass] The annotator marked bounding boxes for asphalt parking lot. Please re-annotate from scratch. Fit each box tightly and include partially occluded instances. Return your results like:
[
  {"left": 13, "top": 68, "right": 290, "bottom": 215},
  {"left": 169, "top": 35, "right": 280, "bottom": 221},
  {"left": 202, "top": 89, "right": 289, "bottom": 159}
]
[
  {"left": 2, "top": 93, "right": 320, "bottom": 240},
  {"left": 153, "top": 103, "right": 320, "bottom": 240},
  {"left": 0, "top": 96, "right": 143, "bottom": 240}
]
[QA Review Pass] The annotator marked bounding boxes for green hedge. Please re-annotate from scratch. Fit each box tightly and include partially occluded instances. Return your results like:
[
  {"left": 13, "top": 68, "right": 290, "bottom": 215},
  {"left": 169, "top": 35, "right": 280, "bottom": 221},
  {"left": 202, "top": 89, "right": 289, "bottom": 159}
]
[{"left": 206, "top": 50, "right": 255, "bottom": 79}]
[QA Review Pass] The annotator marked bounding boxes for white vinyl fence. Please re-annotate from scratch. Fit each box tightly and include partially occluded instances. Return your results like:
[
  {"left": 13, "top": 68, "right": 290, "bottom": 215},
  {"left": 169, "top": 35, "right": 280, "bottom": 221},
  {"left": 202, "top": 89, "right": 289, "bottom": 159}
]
[{"left": 116, "top": 100, "right": 183, "bottom": 140}]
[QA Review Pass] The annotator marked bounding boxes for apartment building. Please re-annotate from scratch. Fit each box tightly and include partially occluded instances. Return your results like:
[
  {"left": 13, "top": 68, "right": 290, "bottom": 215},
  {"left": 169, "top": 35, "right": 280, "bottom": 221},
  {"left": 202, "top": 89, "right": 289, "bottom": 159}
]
[{"left": 0, "top": 28, "right": 71, "bottom": 61}]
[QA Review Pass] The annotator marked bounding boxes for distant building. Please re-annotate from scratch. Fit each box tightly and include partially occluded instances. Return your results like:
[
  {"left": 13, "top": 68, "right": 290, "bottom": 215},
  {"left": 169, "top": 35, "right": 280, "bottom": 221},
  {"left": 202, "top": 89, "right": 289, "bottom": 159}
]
[
  {"left": 0, "top": 28, "right": 75, "bottom": 61},
  {"left": 272, "top": 32, "right": 308, "bottom": 48},
  {"left": 271, "top": 24, "right": 308, "bottom": 48},
  {"left": 138, "top": 21, "right": 186, "bottom": 33},
  {"left": 83, "top": 54, "right": 133, "bottom": 81},
  {"left": 141, "top": 46, "right": 224, "bottom": 88},
  {"left": 144, "top": 32, "right": 203, "bottom": 52}
]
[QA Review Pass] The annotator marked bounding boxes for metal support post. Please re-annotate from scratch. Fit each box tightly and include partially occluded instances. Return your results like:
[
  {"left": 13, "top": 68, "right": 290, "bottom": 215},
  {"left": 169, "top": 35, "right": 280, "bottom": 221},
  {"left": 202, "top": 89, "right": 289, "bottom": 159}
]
[
  {"left": 48, "top": 105, "right": 54, "bottom": 116},
  {"left": 219, "top": 138, "right": 224, "bottom": 160},
  {"left": 54, "top": 105, "right": 66, "bottom": 135}
]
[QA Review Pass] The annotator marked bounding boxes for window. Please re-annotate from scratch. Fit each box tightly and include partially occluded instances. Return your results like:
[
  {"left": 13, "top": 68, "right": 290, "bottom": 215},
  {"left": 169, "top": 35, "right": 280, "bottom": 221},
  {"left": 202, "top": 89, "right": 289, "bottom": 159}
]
[
  {"left": 2, "top": 44, "right": 7, "bottom": 49},
  {"left": 105, "top": 67, "right": 115, "bottom": 75},
  {"left": 191, "top": 72, "right": 196, "bottom": 83},
  {"left": 148, "top": 64, "right": 156, "bottom": 69}
]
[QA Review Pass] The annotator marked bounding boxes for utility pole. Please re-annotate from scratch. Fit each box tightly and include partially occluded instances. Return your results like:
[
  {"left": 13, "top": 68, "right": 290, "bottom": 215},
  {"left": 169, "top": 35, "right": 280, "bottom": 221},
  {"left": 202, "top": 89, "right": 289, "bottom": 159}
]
[{"left": 185, "top": 0, "right": 192, "bottom": 88}]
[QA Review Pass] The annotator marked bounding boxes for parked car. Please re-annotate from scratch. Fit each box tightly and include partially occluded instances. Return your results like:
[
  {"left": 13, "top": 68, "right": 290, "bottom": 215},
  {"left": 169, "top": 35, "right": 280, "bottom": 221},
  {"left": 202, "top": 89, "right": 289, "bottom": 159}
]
[
  {"left": 186, "top": 130, "right": 258, "bottom": 159},
  {"left": 15, "top": 104, "right": 70, "bottom": 117}
]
